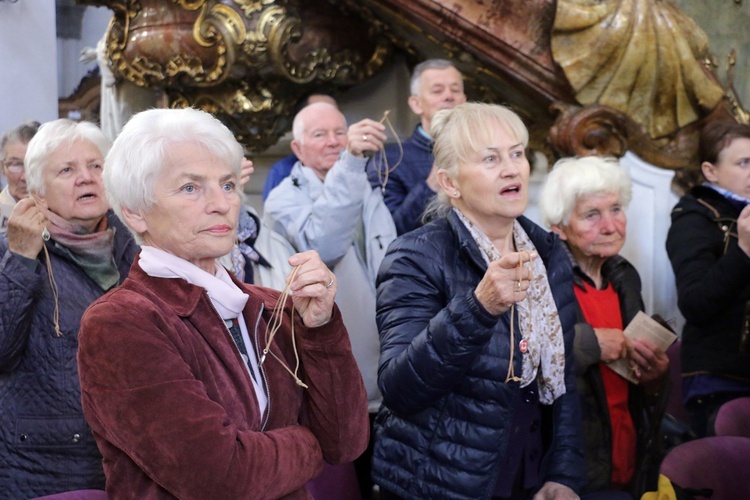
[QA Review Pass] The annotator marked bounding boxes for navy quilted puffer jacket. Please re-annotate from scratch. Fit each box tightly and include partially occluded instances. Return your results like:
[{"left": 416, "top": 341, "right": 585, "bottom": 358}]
[
  {"left": 0, "top": 212, "right": 137, "bottom": 498},
  {"left": 371, "top": 212, "right": 585, "bottom": 499}
]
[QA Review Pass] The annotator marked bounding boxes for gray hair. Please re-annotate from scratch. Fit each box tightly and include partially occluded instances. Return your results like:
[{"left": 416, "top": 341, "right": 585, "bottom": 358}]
[
  {"left": 422, "top": 102, "right": 529, "bottom": 221},
  {"left": 291, "top": 101, "right": 344, "bottom": 144},
  {"left": 538, "top": 156, "right": 632, "bottom": 227},
  {"left": 1, "top": 121, "right": 40, "bottom": 161},
  {"left": 24, "top": 119, "right": 110, "bottom": 196},
  {"left": 410, "top": 59, "right": 461, "bottom": 96},
  {"left": 104, "top": 107, "right": 244, "bottom": 243}
]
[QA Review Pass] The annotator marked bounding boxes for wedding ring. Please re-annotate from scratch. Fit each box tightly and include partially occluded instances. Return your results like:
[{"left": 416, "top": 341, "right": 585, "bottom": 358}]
[
  {"left": 362, "top": 134, "right": 368, "bottom": 142},
  {"left": 41, "top": 227, "right": 50, "bottom": 241},
  {"left": 516, "top": 281, "right": 521, "bottom": 292},
  {"left": 325, "top": 275, "right": 334, "bottom": 288},
  {"left": 644, "top": 365, "right": 652, "bottom": 372}
]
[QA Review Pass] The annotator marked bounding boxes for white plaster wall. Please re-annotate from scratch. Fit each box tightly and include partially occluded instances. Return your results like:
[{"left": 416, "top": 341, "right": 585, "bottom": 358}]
[
  {"left": 0, "top": 0, "right": 57, "bottom": 135},
  {"left": 57, "top": 6, "right": 112, "bottom": 99},
  {"left": 619, "top": 153, "right": 684, "bottom": 333}
]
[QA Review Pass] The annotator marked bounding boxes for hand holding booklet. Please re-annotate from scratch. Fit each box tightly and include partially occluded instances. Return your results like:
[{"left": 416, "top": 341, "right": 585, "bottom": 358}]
[{"left": 607, "top": 311, "right": 677, "bottom": 384}]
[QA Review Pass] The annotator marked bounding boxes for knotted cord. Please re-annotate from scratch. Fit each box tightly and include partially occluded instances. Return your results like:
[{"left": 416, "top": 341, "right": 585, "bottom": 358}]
[
  {"left": 260, "top": 265, "right": 308, "bottom": 388},
  {"left": 34, "top": 196, "right": 63, "bottom": 337},
  {"left": 505, "top": 250, "right": 533, "bottom": 383},
  {"left": 41, "top": 235, "right": 63, "bottom": 337},
  {"left": 371, "top": 110, "right": 404, "bottom": 194}
]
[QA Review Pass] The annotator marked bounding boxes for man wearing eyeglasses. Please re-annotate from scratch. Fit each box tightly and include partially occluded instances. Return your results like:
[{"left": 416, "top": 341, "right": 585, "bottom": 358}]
[{"left": 0, "top": 121, "right": 39, "bottom": 230}]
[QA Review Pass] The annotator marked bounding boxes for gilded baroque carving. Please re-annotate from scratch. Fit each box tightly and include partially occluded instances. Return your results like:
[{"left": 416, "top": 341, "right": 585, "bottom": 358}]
[
  {"left": 92, "top": 0, "right": 391, "bottom": 151},
  {"left": 552, "top": 0, "right": 725, "bottom": 139},
  {"left": 549, "top": 104, "right": 629, "bottom": 160}
]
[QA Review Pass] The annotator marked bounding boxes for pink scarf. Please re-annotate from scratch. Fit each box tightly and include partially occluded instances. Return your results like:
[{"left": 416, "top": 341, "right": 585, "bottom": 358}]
[{"left": 44, "top": 209, "right": 120, "bottom": 291}]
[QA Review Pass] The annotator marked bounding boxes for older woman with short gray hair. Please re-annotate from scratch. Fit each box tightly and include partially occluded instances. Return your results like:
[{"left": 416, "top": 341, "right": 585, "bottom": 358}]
[
  {"left": 539, "top": 155, "right": 668, "bottom": 497},
  {"left": 77, "top": 107, "right": 369, "bottom": 499},
  {"left": 0, "top": 119, "right": 138, "bottom": 496}
]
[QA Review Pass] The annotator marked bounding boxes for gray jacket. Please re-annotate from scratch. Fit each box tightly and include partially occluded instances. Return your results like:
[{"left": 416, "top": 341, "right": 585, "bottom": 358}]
[{"left": 264, "top": 150, "right": 397, "bottom": 411}]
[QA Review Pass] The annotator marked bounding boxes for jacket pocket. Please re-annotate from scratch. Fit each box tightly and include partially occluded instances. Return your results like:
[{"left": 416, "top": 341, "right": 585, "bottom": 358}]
[{"left": 14, "top": 414, "right": 93, "bottom": 449}]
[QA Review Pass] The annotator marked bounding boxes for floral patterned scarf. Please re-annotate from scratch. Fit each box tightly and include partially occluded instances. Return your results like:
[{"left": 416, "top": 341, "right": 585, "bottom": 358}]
[{"left": 454, "top": 208, "right": 566, "bottom": 404}]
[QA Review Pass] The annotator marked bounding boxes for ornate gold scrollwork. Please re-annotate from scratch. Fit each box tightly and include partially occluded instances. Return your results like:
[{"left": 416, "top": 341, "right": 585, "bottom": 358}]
[
  {"left": 194, "top": 3, "right": 247, "bottom": 48},
  {"left": 96, "top": 0, "right": 391, "bottom": 150},
  {"left": 170, "top": 81, "right": 292, "bottom": 151},
  {"left": 552, "top": 0, "right": 725, "bottom": 139},
  {"left": 106, "top": 0, "right": 245, "bottom": 88},
  {"left": 549, "top": 103, "right": 629, "bottom": 160},
  {"left": 233, "top": 0, "right": 276, "bottom": 17}
]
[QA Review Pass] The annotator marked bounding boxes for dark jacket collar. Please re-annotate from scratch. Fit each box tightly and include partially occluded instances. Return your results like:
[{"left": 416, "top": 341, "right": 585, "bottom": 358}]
[{"left": 410, "top": 124, "right": 434, "bottom": 152}]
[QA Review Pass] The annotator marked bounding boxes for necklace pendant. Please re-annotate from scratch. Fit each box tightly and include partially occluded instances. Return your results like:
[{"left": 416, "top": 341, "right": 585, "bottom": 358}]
[{"left": 519, "top": 339, "right": 528, "bottom": 354}]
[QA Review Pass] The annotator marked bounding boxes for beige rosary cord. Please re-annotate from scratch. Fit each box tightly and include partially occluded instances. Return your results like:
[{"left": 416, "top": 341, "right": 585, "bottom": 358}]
[
  {"left": 261, "top": 265, "right": 308, "bottom": 388},
  {"left": 372, "top": 110, "right": 404, "bottom": 194},
  {"left": 505, "top": 251, "right": 533, "bottom": 383},
  {"left": 34, "top": 197, "right": 62, "bottom": 337}
]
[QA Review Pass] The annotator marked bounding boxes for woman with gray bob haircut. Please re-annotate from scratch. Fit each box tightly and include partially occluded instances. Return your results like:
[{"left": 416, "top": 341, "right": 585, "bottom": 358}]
[
  {"left": 0, "top": 118, "right": 138, "bottom": 496},
  {"left": 539, "top": 156, "right": 668, "bottom": 497},
  {"left": 372, "top": 102, "right": 584, "bottom": 499},
  {"left": 78, "top": 107, "right": 369, "bottom": 498}
]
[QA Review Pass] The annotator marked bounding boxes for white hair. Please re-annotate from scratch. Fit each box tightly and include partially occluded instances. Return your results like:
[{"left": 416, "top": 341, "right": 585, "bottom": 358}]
[
  {"left": 291, "top": 101, "right": 343, "bottom": 144},
  {"left": 24, "top": 119, "right": 110, "bottom": 196},
  {"left": 104, "top": 107, "right": 244, "bottom": 243},
  {"left": 538, "top": 156, "right": 632, "bottom": 227}
]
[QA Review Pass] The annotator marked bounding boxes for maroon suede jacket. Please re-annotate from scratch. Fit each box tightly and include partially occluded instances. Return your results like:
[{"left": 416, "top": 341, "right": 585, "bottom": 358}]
[{"left": 77, "top": 259, "right": 369, "bottom": 499}]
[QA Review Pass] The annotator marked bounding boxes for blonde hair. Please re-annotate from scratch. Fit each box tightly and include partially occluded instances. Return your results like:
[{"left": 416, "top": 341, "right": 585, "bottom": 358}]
[{"left": 424, "top": 102, "right": 529, "bottom": 219}]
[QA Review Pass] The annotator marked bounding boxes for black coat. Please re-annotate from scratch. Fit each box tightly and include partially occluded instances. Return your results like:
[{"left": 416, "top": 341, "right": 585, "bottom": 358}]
[
  {"left": 371, "top": 211, "right": 585, "bottom": 499},
  {"left": 666, "top": 185, "right": 750, "bottom": 383}
]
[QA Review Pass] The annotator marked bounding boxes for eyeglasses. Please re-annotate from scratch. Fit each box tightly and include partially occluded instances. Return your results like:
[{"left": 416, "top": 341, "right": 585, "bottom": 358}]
[{"left": 3, "top": 160, "right": 24, "bottom": 173}]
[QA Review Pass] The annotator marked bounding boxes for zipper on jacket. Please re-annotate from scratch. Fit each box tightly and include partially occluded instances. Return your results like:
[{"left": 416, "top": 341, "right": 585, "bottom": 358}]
[
  {"left": 253, "top": 302, "right": 271, "bottom": 430},
  {"left": 741, "top": 301, "right": 750, "bottom": 354}
]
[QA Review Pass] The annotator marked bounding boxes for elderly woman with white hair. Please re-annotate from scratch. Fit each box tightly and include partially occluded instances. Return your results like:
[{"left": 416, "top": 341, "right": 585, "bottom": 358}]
[
  {"left": 0, "top": 119, "right": 138, "bottom": 496},
  {"left": 371, "top": 102, "right": 584, "bottom": 500},
  {"left": 77, "top": 107, "right": 369, "bottom": 499},
  {"left": 538, "top": 156, "right": 669, "bottom": 498}
]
